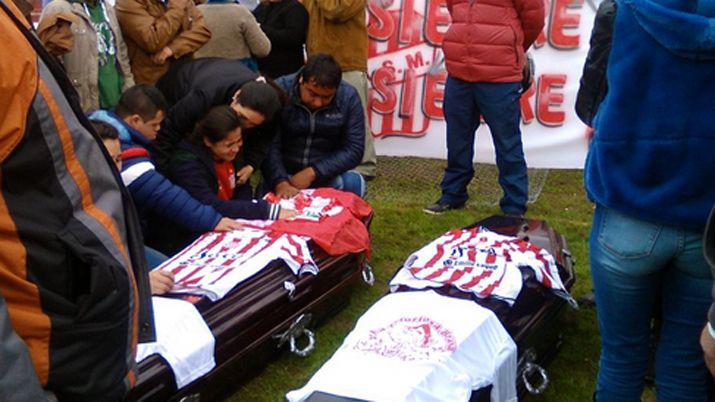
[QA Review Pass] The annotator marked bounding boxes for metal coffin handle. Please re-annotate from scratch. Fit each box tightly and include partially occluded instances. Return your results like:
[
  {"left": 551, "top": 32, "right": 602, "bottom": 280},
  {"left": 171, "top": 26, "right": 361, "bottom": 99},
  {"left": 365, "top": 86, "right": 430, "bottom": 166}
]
[
  {"left": 520, "top": 349, "right": 550, "bottom": 395},
  {"left": 362, "top": 263, "right": 375, "bottom": 286},
  {"left": 273, "top": 313, "right": 316, "bottom": 357}
]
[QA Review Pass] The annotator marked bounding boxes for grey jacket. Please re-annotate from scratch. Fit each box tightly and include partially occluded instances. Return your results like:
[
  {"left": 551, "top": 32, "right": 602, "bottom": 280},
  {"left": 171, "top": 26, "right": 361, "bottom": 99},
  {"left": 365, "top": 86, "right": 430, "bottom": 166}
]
[{"left": 38, "top": 0, "right": 134, "bottom": 112}]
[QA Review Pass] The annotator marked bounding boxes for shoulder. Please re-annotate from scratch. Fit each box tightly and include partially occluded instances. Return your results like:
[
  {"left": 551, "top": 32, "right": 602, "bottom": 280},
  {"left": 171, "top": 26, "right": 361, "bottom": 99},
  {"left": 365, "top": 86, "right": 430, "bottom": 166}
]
[
  {"left": 41, "top": 0, "right": 75, "bottom": 16},
  {"left": 275, "top": 73, "right": 297, "bottom": 91},
  {"left": 337, "top": 81, "right": 360, "bottom": 105}
]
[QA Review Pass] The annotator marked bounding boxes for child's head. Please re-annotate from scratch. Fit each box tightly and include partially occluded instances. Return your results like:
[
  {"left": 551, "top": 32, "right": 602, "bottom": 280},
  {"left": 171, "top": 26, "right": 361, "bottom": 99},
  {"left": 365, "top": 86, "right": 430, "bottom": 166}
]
[
  {"left": 192, "top": 106, "right": 243, "bottom": 162},
  {"left": 91, "top": 120, "right": 122, "bottom": 170},
  {"left": 115, "top": 84, "right": 168, "bottom": 142}
]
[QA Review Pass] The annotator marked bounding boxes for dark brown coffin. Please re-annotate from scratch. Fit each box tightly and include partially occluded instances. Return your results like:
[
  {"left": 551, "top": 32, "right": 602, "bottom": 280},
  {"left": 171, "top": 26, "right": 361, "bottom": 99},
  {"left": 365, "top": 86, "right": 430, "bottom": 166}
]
[
  {"left": 469, "top": 215, "right": 576, "bottom": 400},
  {"left": 305, "top": 215, "right": 576, "bottom": 402},
  {"left": 125, "top": 216, "right": 372, "bottom": 402}
]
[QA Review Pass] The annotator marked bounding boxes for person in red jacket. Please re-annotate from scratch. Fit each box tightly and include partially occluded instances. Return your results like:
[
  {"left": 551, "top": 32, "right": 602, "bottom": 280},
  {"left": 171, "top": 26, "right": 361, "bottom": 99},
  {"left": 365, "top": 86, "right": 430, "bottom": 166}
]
[{"left": 424, "top": 0, "right": 544, "bottom": 216}]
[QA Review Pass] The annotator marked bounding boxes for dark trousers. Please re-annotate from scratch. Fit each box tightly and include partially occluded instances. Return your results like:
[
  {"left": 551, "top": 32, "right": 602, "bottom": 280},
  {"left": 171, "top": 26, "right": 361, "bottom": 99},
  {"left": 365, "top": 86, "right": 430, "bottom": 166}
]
[{"left": 438, "top": 76, "right": 528, "bottom": 215}]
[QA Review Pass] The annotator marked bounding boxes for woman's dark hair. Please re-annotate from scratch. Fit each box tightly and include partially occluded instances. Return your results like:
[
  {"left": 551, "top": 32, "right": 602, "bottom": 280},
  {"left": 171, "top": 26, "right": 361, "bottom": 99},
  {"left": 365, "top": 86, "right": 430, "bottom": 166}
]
[
  {"left": 115, "top": 84, "right": 168, "bottom": 121},
  {"left": 237, "top": 79, "right": 284, "bottom": 121},
  {"left": 300, "top": 53, "right": 342, "bottom": 89},
  {"left": 90, "top": 119, "right": 119, "bottom": 141},
  {"left": 191, "top": 106, "right": 242, "bottom": 146}
]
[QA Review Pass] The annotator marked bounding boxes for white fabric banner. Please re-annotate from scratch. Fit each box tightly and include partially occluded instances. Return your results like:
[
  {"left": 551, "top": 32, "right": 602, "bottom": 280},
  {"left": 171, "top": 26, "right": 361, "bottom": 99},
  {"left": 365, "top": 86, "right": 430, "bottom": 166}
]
[{"left": 367, "top": 0, "right": 598, "bottom": 168}]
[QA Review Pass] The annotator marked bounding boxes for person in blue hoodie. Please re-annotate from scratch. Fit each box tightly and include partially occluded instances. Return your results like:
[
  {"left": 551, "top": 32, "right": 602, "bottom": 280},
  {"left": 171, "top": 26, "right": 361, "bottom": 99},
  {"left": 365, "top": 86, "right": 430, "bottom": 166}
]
[
  {"left": 584, "top": 1, "right": 715, "bottom": 400},
  {"left": 90, "top": 85, "right": 243, "bottom": 255}
]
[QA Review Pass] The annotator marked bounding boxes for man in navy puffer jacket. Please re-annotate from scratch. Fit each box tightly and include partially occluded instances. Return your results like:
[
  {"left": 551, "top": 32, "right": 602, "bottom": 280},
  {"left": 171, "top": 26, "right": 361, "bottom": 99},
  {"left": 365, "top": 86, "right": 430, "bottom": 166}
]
[
  {"left": 262, "top": 54, "right": 366, "bottom": 199},
  {"left": 91, "top": 85, "right": 241, "bottom": 254},
  {"left": 585, "top": 1, "right": 715, "bottom": 400}
]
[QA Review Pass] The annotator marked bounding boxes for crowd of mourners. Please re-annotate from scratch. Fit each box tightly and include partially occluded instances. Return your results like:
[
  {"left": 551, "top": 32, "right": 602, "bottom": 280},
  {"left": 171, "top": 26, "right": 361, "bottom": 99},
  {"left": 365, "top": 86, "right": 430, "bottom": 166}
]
[
  {"left": 1, "top": 0, "right": 715, "bottom": 401},
  {"left": 33, "top": 0, "right": 375, "bottom": 293}
]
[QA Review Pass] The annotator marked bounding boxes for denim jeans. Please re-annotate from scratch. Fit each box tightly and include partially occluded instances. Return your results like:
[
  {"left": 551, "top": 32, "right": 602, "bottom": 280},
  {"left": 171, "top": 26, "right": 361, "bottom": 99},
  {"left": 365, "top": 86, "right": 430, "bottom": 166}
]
[
  {"left": 590, "top": 205, "right": 710, "bottom": 401},
  {"left": 257, "top": 170, "right": 367, "bottom": 199},
  {"left": 328, "top": 170, "right": 367, "bottom": 199},
  {"left": 438, "top": 76, "right": 528, "bottom": 215},
  {"left": 145, "top": 246, "right": 168, "bottom": 269}
]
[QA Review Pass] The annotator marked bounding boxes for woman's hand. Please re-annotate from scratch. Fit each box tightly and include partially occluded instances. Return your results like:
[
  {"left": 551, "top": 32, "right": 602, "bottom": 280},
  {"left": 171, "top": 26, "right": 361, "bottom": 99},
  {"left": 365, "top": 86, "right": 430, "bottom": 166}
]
[
  {"left": 236, "top": 165, "right": 254, "bottom": 185},
  {"left": 278, "top": 208, "right": 298, "bottom": 220},
  {"left": 214, "top": 217, "right": 243, "bottom": 231},
  {"left": 150, "top": 270, "right": 175, "bottom": 295}
]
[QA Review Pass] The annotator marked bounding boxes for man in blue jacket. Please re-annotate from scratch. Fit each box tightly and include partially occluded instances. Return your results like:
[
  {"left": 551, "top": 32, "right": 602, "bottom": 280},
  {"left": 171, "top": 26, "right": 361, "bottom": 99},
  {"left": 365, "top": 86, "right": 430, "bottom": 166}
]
[
  {"left": 91, "top": 85, "right": 242, "bottom": 254},
  {"left": 585, "top": 1, "right": 715, "bottom": 400},
  {"left": 263, "top": 53, "right": 366, "bottom": 199}
]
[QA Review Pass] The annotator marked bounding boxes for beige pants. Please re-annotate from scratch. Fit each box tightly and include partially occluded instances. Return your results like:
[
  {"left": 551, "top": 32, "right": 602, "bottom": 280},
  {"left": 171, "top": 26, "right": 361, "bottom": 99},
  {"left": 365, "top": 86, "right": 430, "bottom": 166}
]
[{"left": 342, "top": 70, "right": 377, "bottom": 178}]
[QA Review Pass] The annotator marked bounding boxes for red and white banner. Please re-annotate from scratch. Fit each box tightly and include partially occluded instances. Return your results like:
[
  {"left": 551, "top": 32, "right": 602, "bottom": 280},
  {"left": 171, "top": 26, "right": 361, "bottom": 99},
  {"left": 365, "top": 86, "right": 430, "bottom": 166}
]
[{"left": 367, "top": 0, "right": 597, "bottom": 168}]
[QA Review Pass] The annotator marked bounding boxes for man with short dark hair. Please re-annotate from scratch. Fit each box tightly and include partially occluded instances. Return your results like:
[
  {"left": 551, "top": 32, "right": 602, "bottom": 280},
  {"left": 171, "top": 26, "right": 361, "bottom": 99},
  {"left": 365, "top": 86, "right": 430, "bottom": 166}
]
[
  {"left": 90, "top": 85, "right": 242, "bottom": 254},
  {"left": 263, "top": 53, "right": 366, "bottom": 199}
]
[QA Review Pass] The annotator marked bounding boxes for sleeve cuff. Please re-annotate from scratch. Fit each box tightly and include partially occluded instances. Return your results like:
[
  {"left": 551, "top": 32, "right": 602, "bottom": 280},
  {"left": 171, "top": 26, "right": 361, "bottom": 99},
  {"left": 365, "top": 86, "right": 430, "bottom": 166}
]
[
  {"left": 708, "top": 322, "right": 715, "bottom": 340},
  {"left": 268, "top": 204, "right": 281, "bottom": 220}
]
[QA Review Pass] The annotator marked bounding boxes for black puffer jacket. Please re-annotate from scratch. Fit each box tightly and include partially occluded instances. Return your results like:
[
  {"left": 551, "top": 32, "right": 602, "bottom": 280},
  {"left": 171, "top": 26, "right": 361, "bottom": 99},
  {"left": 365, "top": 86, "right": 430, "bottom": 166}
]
[
  {"left": 253, "top": 0, "right": 308, "bottom": 79},
  {"left": 575, "top": 0, "right": 616, "bottom": 127},
  {"left": 154, "top": 58, "right": 276, "bottom": 171}
]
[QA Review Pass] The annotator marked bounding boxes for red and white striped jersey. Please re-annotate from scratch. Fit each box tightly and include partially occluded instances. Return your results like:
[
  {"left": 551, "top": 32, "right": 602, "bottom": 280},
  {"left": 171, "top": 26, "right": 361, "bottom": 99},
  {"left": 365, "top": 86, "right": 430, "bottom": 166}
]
[
  {"left": 158, "top": 228, "right": 316, "bottom": 301},
  {"left": 239, "top": 188, "right": 373, "bottom": 256},
  {"left": 390, "top": 227, "right": 572, "bottom": 305},
  {"left": 264, "top": 190, "right": 344, "bottom": 222}
]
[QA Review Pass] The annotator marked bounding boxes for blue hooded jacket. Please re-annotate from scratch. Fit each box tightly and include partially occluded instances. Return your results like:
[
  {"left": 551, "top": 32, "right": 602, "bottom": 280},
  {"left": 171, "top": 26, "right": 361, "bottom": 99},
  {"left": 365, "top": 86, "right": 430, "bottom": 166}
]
[
  {"left": 585, "top": 0, "right": 715, "bottom": 231},
  {"left": 90, "top": 110, "right": 223, "bottom": 235}
]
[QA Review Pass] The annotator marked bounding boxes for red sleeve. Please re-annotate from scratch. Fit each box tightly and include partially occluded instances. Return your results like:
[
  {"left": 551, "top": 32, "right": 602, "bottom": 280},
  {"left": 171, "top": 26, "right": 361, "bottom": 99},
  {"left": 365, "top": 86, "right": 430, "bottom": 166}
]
[{"left": 515, "top": 0, "right": 545, "bottom": 50}]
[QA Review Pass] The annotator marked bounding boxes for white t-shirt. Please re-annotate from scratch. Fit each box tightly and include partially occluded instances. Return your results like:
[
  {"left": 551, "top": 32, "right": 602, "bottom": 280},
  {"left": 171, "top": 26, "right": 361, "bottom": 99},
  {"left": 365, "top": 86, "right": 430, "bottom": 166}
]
[
  {"left": 136, "top": 297, "right": 215, "bottom": 389},
  {"left": 286, "top": 291, "right": 517, "bottom": 402}
]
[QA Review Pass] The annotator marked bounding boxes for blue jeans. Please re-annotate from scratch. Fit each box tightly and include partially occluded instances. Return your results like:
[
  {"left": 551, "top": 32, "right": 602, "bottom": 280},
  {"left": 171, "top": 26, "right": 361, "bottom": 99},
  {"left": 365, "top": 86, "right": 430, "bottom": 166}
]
[
  {"left": 257, "top": 171, "right": 367, "bottom": 199},
  {"left": 145, "top": 246, "right": 168, "bottom": 269},
  {"left": 439, "top": 77, "right": 527, "bottom": 215},
  {"left": 590, "top": 205, "right": 710, "bottom": 401},
  {"left": 328, "top": 170, "right": 367, "bottom": 199}
]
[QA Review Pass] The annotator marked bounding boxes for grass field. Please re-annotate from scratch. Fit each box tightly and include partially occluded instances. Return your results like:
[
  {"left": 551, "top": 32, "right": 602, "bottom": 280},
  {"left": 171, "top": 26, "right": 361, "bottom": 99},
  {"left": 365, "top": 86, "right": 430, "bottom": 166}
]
[{"left": 225, "top": 164, "right": 603, "bottom": 401}]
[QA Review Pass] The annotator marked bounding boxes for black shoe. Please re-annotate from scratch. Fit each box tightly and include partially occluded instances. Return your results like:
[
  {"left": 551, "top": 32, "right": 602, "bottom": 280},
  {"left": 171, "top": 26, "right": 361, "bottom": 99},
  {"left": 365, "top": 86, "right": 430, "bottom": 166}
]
[{"left": 423, "top": 201, "right": 465, "bottom": 215}]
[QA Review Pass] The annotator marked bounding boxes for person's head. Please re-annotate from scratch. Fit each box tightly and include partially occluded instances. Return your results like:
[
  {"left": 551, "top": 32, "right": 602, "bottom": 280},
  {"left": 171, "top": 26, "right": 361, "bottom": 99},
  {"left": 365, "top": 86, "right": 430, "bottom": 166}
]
[
  {"left": 229, "top": 79, "right": 284, "bottom": 130},
  {"left": 91, "top": 119, "right": 122, "bottom": 171},
  {"left": 115, "top": 84, "right": 168, "bottom": 142},
  {"left": 298, "top": 53, "right": 342, "bottom": 111},
  {"left": 192, "top": 106, "right": 243, "bottom": 162}
]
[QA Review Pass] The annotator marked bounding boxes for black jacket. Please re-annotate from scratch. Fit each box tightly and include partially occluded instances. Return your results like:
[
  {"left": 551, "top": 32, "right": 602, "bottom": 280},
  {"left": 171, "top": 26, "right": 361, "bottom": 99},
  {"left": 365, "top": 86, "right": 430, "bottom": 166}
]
[
  {"left": 575, "top": 0, "right": 616, "bottom": 127},
  {"left": 262, "top": 73, "right": 365, "bottom": 188},
  {"left": 154, "top": 58, "right": 276, "bottom": 171},
  {"left": 167, "top": 140, "right": 280, "bottom": 220},
  {"left": 252, "top": 0, "right": 308, "bottom": 79}
]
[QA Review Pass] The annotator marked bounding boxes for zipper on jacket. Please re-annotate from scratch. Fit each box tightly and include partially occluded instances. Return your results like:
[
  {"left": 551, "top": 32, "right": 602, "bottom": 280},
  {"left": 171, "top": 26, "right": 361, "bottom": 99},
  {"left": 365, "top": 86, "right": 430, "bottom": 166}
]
[{"left": 297, "top": 103, "right": 330, "bottom": 168}]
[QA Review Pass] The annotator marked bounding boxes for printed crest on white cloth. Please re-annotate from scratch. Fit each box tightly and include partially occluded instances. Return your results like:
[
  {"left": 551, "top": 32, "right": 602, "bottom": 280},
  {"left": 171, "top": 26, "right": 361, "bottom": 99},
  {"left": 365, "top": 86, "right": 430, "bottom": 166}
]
[
  {"left": 286, "top": 291, "right": 518, "bottom": 402},
  {"left": 390, "top": 227, "right": 572, "bottom": 305},
  {"left": 354, "top": 316, "right": 457, "bottom": 362},
  {"left": 158, "top": 228, "right": 317, "bottom": 301},
  {"left": 266, "top": 189, "right": 344, "bottom": 222}
]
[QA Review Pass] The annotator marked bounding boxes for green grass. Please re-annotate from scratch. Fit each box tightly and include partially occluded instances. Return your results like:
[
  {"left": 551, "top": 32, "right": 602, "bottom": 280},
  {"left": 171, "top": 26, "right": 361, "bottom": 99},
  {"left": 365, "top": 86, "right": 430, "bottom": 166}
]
[{"left": 225, "top": 168, "right": 600, "bottom": 401}]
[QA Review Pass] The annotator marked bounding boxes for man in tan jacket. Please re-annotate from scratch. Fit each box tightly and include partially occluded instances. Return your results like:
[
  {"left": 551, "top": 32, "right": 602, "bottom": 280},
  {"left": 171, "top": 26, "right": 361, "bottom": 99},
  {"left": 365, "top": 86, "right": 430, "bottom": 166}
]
[
  {"left": 115, "top": 0, "right": 211, "bottom": 84},
  {"left": 38, "top": 0, "right": 135, "bottom": 111},
  {"left": 303, "top": 0, "right": 376, "bottom": 179}
]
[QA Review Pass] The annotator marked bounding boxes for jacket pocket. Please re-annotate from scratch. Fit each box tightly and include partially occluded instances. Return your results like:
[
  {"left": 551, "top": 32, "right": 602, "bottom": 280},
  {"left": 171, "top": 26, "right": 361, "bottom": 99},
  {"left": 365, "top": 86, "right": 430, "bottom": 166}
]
[
  {"left": 596, "top": 207, "right": 661, "bottom": 259},
  {"left": 508, "top": 22, "right": 522, "bottom": 68},
  {"left": 57, "top": 227, "right": 127, "bottom": 323}
]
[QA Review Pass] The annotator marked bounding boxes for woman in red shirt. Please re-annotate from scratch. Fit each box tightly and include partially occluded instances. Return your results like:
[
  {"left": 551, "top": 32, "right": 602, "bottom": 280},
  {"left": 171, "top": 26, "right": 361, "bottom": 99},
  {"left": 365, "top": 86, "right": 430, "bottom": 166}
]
[{"left": 168, "top": 106, "right": 295, "bottom": 221}]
